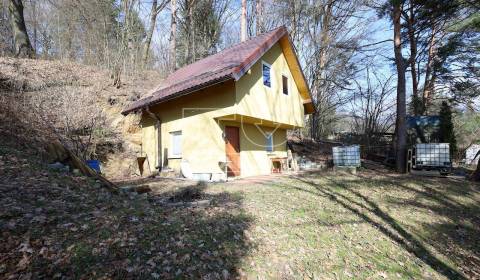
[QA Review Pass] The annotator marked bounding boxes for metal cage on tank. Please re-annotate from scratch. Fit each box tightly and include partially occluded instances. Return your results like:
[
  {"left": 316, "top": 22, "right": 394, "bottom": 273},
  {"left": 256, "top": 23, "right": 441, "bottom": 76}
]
[
  {"left": 413, "top": 143, "right": 452, "bottom": 171},
  {"left": 332, "top": 145, "right": 361, "bottom": 167}
]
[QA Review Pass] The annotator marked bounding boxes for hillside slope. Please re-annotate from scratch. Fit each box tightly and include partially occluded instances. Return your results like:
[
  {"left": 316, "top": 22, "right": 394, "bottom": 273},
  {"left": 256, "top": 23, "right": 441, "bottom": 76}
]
[{"left": 0, "top": 57, "right": 163, "bottom": 179}]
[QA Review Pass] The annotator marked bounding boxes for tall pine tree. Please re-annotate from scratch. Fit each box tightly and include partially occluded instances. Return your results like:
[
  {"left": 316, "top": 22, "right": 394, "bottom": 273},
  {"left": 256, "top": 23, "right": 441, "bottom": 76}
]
[{"left": 437, "top": 101, "right": 457, "bottom": 157}]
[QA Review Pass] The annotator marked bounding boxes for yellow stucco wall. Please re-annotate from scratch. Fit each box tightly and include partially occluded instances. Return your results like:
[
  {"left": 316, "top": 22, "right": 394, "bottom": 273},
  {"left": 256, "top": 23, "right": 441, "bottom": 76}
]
[
  {"left": 141, "top": 80, "right": 236, "bottom": 174},
  {"left": 140, "top": 42, "right": 304, "bottom": 177},
  {"left": 238, "top": 123, "right": 287, "bottom": 177},
  {"left": 235, "top": 43, "right": 305, "bottom": 127}
]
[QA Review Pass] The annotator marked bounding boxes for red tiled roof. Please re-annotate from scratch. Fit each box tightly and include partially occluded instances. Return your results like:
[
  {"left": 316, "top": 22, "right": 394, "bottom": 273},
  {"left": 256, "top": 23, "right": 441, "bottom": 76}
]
[{"left": 122, "top": 26, "right": 296, "bottom": 115}]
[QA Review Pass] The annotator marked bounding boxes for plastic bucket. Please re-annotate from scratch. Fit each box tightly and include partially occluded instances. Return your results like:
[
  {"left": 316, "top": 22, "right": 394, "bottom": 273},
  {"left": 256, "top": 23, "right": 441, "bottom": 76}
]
[{"left": 86, "top": 160, "right": 101, "bottom": 173}]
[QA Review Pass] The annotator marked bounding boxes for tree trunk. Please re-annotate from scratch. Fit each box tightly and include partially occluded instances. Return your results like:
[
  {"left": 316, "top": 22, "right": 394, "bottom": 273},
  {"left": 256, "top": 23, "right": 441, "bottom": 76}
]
[
  {"left": 184, "top": 0, "right": 195, "bottom": 64},
  {"left": 31, "top": 0, "right": 37, "bottom": 52},
  {"left": 393, "top": 1, "right": 407, "bottom": 173},
  {"left": 422, "top": 22, "right": 437, "bottom": 114},
  {"left": 241, "top": 0, "right": 247, "bottom": 41},
  {"left": 8, "top": 0, "right": 34, "bottom": 58},
  {"left": 169, "top": 0, "right": 177, "bottom": 71},
  {"left": 407, "top": 1, "right": 419, "bottom": 115},
  {"left": 255, "top": 0, "right": 262, "bottom": 35},
  {"left": 311, "top": 0, "right": 333, "bottom": 141},
  {"left": 319, "top": 0, "right": 333, "bottom": 69},
  {"left": 189, "top": 0, "right": 195, "bottom": 62},
  {"left": 143, "top": 0, "right": 159, "bottom": 66}
]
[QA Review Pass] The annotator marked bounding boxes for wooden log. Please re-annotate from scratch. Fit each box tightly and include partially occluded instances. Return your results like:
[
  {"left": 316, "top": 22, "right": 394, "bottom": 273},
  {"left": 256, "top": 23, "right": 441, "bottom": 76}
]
[
  {"left": 68, "top": 152, "right": 118, "bottom": 192},
  {"left": 46, "top": 140, "right": 118, "bottom": 192}
]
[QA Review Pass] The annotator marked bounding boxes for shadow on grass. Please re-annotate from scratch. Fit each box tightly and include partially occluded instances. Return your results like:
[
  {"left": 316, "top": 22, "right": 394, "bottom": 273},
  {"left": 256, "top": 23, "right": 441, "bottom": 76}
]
[
  {"left": 352, "top": 172, "right": 480, "bottom": 278},
  {"left": 28, "top": 183, "right": 254, "bottom": 279},
  {"left": 358, "top": 175, "right": 480, "bottom": 278},
  {"left": 280, "top": 174, "right": 472, "bottom": 280}
]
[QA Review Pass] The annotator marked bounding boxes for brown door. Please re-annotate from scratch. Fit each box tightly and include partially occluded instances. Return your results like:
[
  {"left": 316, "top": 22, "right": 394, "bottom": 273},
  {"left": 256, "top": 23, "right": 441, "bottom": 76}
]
[{"left": 225, "top": 126, "right": 240, "bottom": 177}]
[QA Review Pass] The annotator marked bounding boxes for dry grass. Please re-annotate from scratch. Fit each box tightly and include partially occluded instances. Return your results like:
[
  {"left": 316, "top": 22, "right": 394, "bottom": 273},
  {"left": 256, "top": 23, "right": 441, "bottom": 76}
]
[{"left": 0, "top": 57, "right": 163, "bottom": 179}]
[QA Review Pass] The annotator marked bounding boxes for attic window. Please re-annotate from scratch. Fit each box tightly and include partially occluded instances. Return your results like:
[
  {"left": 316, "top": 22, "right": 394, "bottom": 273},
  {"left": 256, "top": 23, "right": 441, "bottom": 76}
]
[
  {"left": 262, "top": 62, "right": 271, "bottom": 88},
  {"left": 282, "top": 75, "right": 288, "bottom": 95}
]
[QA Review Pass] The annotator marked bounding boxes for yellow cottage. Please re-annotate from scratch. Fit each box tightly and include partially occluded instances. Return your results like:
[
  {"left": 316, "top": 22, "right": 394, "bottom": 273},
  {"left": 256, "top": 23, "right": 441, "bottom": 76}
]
[{"left": 122, "top": 26, "right": 313, "bottom": 180}]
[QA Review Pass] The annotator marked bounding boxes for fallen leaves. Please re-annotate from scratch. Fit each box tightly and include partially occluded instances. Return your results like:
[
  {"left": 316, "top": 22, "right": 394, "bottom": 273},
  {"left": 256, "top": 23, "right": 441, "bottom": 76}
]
[
  {"left": 2, "top": 149, "right": 479, "bottom": 279},
  {"left": 0, "top": 149, "right": 255, "bottom": 279},
  {"left": 16, "top": 254, "right": 30, "bottom": 271}
]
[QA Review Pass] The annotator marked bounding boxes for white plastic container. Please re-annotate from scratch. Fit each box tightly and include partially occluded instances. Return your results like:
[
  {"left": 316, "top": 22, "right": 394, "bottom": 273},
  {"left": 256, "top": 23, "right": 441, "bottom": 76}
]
[
  {"left": 333, "top": 145, "right": 361, "bottom": 167},
  {"left": 414, "top": 143, "right": 451, "bottom": 168}
]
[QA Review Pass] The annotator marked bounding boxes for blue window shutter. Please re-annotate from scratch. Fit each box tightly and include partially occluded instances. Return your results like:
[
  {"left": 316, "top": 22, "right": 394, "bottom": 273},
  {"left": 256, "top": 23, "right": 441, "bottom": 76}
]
[
  {"left": 266, "top": 133, "right": 273, "bottom": 152},
  {"left": 262, "top": 64, "right": 271, "bottom": 87}
]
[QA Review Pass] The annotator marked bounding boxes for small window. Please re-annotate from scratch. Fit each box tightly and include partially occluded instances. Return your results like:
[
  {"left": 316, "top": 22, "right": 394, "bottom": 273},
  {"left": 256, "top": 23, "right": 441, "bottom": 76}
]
[
  {"left": 282, "top": 75, "right": 288, "bottom": 95},
  {"left": 262, "top": 62, "right": 271, "bottom": 88},
  {"left": 266, "top": 133, "right": 273, "bottom": 152},
  {"left": 171, "top": 131, "right": 182, "bottom": 157}
]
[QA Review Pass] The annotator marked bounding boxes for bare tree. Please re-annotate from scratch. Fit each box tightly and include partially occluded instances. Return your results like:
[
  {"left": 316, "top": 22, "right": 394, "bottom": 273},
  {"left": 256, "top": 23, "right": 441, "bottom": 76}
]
[
  {"left": 143, "top": 0, "right": 170, "bottom": 66},
  {"left": 275, "top": 0, "right": 369, "bottom": 140},
  {"left": 241, "top": 0, "right": 246, "bottom": 41},
  {"left": 0, "top": 1, "right": 13, "bottom": 56},
  {"left": 350, "top": 69, "right": 396, "bottom": 145},
  {"left": 8, "top": 0, "right": 34, "bottom": 58},
  {"left": 30, "top": 86, "right": 108, "bottom": 161},
  {"left": 169, "top": 0, "right": 177, "bottom": 71},
  {"left": 176, "top": 0, "right": 233, "bottom": 66},
  {"left": 255, "top": 0, "right": 263, "bottom": 35}
]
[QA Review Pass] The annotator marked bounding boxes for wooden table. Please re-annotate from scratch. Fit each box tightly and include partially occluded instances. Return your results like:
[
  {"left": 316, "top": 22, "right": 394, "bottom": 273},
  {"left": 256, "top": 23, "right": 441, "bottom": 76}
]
[{"left": 271, "top": 157, "right": 287, "bottom": 173}]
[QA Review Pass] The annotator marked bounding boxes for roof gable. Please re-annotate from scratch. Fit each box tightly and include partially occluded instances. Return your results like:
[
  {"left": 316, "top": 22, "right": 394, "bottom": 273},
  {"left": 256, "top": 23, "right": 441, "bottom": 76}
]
[{"left": 122, "top": 26, "right": 311, "bottom": 115}]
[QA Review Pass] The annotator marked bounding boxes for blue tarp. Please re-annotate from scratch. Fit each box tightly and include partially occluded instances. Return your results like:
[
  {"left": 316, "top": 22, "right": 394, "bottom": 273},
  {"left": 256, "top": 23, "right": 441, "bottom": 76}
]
[{"left": 407, "top": 116, "right": 441, "bottom": 144}]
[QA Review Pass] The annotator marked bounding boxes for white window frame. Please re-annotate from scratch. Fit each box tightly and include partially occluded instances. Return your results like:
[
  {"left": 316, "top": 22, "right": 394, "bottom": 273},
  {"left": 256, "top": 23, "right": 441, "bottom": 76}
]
[
  {"left": 170, "top": 131, "right": 182, "bottom": 158},
  {"left": 262, "top": 61, "right": 272, "bottom": 88},
  {"left": 266, "top": 132, "right": 274, "bottom": 152}
]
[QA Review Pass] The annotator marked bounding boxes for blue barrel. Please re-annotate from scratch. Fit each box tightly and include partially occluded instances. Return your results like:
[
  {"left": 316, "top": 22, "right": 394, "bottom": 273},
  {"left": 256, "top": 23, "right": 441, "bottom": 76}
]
[{"left": 86, "top": 160, "right": 101, "bottom": 173}]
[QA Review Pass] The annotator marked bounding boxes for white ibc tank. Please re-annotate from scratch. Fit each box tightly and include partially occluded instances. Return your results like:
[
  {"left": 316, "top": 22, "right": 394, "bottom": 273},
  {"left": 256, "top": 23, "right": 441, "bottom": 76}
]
[
  {"left": 415, "top": 143, "right": 450, "bottom": 167},
  {"left": 333, "top": 145, "right": 361, "bottom": 167}
]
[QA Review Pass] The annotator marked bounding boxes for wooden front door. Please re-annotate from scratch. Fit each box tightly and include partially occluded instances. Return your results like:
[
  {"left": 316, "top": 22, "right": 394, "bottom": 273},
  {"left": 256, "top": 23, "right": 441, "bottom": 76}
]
[{"left": 225, "top": 126, "right": 240, "bottom": 177}]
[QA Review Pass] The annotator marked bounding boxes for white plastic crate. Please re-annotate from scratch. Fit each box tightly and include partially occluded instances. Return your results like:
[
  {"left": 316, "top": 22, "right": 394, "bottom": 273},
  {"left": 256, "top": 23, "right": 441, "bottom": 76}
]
[
  {"left": 333, "top": 145, "right": 361, "bottom": 167},
  {"left": 415, "top": 143, "right": 451, "bottom": 167}
]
